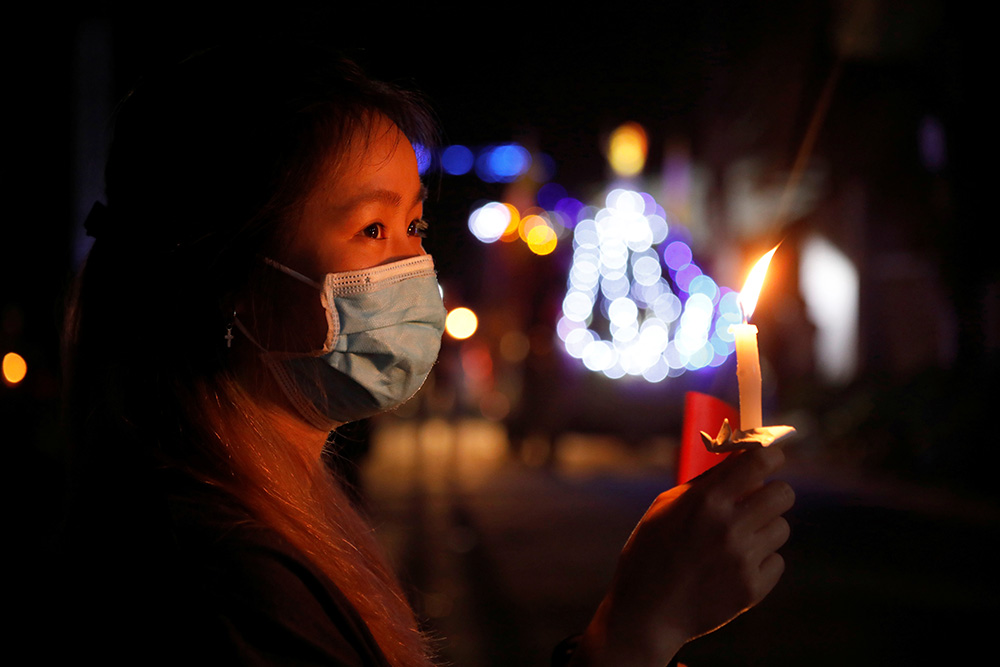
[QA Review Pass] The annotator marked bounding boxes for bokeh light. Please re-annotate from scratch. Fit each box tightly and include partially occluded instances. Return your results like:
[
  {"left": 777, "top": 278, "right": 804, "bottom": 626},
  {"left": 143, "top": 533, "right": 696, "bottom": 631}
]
[
  {"left": 446, "top": 307, "right": 479, "bottom": 340},
  {"left": 801, "top": 234, "right": 859, "bottom": 383},
  {"left": 475, "top": 143, "right": 532, "bottom": 183},
  {"left": 526, "top": 224, "right": 558, "bottom": 256},
  {"left": 452, "top": 143, "right": 738, "bottom": 382},
  {"left": 554, "top": 197, "right": 586, "bottom": 228},
  {"left": 441, "top": 145, "right": 475, "bottom": 175},
  {"left": 468, "top": 201, "right": 515, "bottom": 243},
  {"left": 499, "top": 330, "right": 530, "bottom": 363},
  {"left": 2, "top": 352, "right": 27, "bottom": 386},
  {"left": 558, "top": 188, "right": 737, "bottom": 381},
  {"left": 663, "top": 240, "right": 692, "bottom": 270},
  {"left": 413, "top": 143, "right": 432, "bottom": 174},
  {"left": 537, "top": 182, "right": 568, "bottom": 210},
  {"left": 608, "top": 122, "right": 648, "bottom": 177}
]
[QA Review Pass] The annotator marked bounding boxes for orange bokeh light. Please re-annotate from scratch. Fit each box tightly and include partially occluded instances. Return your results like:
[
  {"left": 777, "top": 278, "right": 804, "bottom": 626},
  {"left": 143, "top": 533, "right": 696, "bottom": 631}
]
[{"left": 2, "top": 352, "right": 27, "bottom": 386}]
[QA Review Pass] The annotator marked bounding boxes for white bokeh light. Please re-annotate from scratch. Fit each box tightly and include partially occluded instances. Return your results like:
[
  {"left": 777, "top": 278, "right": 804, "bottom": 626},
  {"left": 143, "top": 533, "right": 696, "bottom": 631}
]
[
  {"left": 559, "top": 188, "right": 737, "bottom": 382},
  {"left": 468, "top": 202, "right": 511, "bottom": 243},
  {"left": 801, "top": 234, "right": 858, "bottom": 383}
]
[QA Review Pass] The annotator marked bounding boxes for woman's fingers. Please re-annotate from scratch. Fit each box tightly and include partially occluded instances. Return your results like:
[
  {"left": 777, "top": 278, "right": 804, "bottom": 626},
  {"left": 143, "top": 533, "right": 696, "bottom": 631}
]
[
  {"left": 737, "top": 479, "right": 795, "bottom": 530},
  {"left": 752, "top": 515, "right": 791, "bottom": 560},
  {"left": 711, "top": 445, "right": 786, "bottom": 498},
  {"left": 589, "top": 441, "right": 796, "bottom": 659},
  {"left": 755, "top": 551, "right": 786, "bottom": 600}
]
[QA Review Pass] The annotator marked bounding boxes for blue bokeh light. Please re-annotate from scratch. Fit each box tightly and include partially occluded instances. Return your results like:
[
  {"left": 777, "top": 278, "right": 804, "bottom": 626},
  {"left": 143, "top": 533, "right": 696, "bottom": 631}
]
[
  {"left": 475, "top": 143, "right": 532, "bottom": 182},
  {"left": 441, "top": 145, "right": 474, "bottom": 175},
  {"left": 413, "top": 143, "right": 432, "bottom": 174},
  {"left": 537, "top": 182, "right": 568, "bottom": 210}
]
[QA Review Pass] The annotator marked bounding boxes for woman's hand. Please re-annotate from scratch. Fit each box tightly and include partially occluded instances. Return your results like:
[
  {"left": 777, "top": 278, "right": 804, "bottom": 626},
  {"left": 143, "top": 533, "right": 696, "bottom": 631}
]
[{"left": 571, "top": 445, "right": 794, "bottom": 667}]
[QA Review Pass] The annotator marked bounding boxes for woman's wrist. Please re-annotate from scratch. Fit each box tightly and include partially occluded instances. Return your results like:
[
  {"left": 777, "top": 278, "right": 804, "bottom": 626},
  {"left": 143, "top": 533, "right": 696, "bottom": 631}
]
[{"left": 567, "top": 595, "right": 686, "bottom": 667}]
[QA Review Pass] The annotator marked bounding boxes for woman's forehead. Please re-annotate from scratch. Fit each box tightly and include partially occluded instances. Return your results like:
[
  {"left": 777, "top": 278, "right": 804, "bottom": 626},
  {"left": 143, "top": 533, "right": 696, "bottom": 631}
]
[{"left": 320, "top": 122, "right": 419, "bottom": 198}]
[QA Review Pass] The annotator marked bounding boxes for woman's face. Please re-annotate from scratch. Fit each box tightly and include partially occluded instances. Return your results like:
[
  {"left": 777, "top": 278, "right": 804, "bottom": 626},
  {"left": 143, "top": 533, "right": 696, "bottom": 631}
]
[
  {"left": 280, "top": 117, "right": 427, "bottom": 279},
  {"left": 247, "top": 117, "right": 428, "bottom": 357}
]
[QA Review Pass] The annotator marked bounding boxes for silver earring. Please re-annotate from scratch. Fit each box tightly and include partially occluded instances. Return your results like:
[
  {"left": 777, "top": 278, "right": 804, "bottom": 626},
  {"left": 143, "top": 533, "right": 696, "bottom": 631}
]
[{"left": 225, "top": 312, "right": 235, "bottom": 348}]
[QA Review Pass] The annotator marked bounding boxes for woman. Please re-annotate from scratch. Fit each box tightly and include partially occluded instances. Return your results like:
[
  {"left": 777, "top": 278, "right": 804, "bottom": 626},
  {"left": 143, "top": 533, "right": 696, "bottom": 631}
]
[{"left": 58, "top": 40, "right": 793, "bottom": 666}]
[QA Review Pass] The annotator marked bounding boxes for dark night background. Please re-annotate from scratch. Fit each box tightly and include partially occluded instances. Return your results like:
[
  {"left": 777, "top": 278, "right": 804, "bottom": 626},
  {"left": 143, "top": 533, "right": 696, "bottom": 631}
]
[{"left": 6, "top": 1, "right": 997, "bottom": 665}]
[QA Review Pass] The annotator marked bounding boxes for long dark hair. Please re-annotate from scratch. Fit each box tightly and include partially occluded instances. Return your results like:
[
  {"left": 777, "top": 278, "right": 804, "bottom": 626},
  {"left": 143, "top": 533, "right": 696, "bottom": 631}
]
[{"left": 63, "top": 39, "right": 437, "bottom": 665}]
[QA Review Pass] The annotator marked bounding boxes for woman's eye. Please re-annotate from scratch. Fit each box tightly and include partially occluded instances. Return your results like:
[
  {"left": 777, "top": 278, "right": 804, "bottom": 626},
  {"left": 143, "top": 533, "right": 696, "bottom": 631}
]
[
  {"left": 408, "top": 218, "right": 429, "bottom": 238},
  {"left": 361, "top": 223, "right": 385, "bottom": 239}
]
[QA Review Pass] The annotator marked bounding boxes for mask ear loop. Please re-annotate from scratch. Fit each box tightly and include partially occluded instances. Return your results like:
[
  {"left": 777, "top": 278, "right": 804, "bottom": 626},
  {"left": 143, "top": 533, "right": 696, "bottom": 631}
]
[{"left": 262, "top": 256, "right": 338, "bottom": 355}]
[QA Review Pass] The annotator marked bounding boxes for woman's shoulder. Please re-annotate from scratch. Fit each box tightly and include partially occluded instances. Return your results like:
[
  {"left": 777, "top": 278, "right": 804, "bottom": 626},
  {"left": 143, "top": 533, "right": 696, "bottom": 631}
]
[
  {"left": 51, "top": 481, "right": 388, "bottom": 665},
  {"left": 165, "top": 486, "right": 391, "bottom": 666}
]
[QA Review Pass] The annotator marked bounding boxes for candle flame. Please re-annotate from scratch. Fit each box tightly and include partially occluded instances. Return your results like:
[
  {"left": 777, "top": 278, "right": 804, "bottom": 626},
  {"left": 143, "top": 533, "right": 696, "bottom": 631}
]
[{"left": 738, "top": 245, "right": 779, "bottom": 321}]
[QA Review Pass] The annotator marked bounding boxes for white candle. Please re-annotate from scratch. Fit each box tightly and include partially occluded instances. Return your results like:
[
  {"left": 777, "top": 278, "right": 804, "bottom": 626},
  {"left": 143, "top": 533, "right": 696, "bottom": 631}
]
[
  {"left": 733, "top": 322, "right": 762, "bottom": 430},
  {"left": 732, "top": 245, "right": 779, "bottom": 431}
]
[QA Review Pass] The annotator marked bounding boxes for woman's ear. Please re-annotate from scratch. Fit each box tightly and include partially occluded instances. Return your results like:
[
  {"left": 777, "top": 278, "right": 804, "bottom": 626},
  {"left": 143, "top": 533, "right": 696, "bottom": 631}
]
[{"left": 228, "top": 264, "right": 329, "bottom": 356}]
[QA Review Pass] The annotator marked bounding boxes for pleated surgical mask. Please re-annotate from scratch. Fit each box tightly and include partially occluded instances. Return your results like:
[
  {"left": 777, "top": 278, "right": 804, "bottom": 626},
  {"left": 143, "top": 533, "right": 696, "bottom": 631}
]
[{"left": 237, "top": 254, "right": 446, "bottom": 427}]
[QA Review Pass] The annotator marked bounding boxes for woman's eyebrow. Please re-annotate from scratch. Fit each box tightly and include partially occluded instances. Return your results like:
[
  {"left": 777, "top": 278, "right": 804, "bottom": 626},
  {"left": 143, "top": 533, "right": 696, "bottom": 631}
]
[{"left": 342, "top": 184, "right": 427, "bottom": 210}]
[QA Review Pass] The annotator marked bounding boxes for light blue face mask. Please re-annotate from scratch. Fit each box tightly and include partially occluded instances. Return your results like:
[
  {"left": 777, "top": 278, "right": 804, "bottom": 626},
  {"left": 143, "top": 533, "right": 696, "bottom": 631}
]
[{"left": 237, "top": 254, "right": 447, "bottom": 428}]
